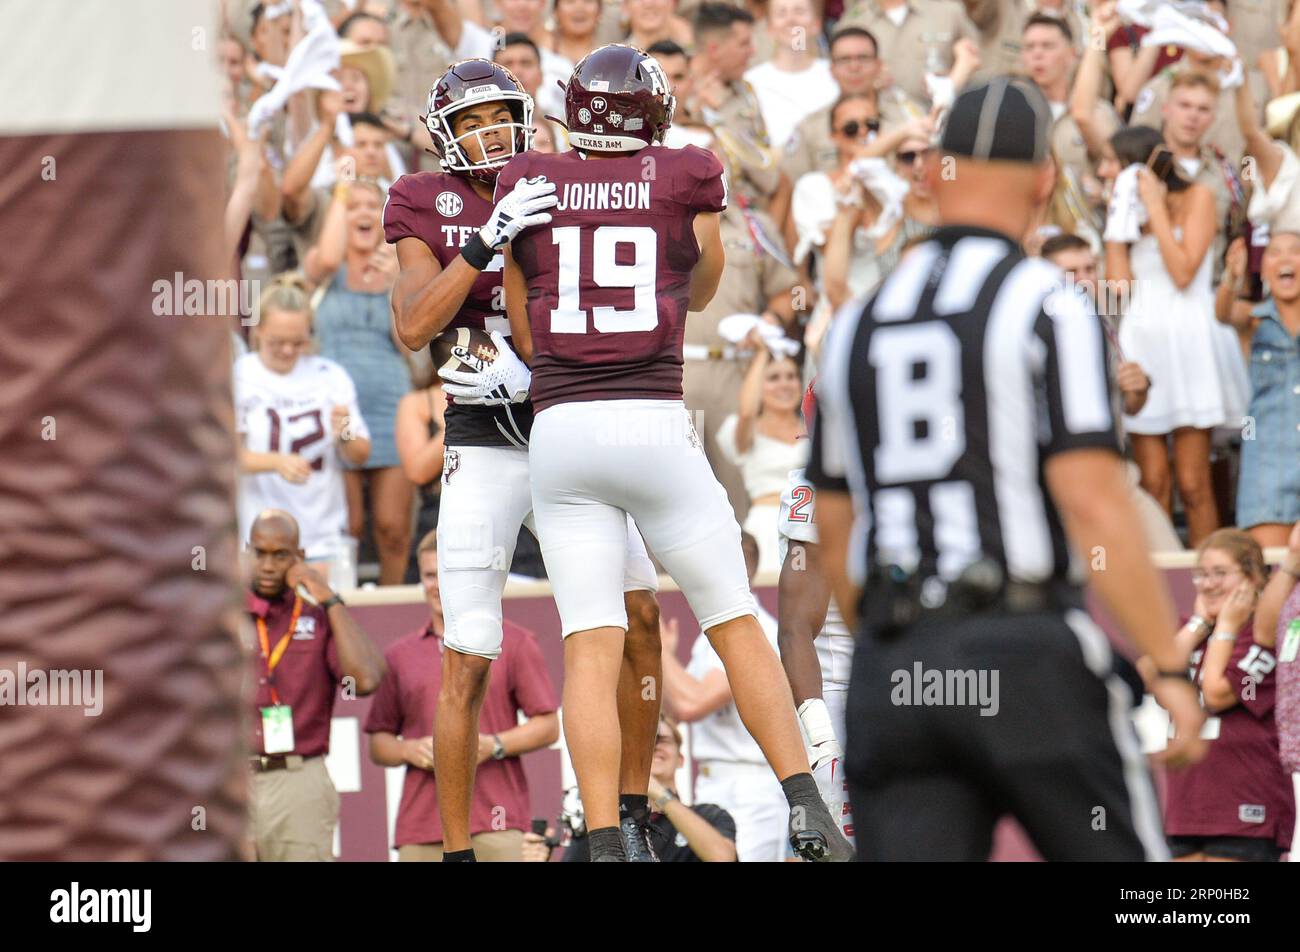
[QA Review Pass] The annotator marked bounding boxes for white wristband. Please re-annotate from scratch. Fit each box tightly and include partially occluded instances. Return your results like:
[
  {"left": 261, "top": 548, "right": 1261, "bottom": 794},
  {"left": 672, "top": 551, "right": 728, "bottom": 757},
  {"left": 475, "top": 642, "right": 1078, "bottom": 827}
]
[{"left": 796, "top": 698, "right": 837, "bottom": 749}]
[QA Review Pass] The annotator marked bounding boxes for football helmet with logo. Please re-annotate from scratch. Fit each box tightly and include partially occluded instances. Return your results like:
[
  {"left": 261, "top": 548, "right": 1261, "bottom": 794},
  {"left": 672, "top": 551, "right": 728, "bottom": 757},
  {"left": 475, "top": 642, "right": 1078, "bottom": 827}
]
[
  {"left": 426, "top": 59, "right": 535, "bottom": 182},
  {"left": 563, "top": 44, "right": 675, "bottom": 153}
]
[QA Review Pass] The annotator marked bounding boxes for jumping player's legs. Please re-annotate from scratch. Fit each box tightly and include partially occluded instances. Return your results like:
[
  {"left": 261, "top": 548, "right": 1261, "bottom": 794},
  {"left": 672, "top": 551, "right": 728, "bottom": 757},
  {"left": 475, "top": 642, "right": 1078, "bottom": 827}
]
[
  {"left": 527, "top": 475, "right": 631, "bottom": 852},
  {"left": 617, "top": 523, "right": 662, "bottom": 857},
  {"left": 434, "top": 445, "right": 532, "bottom": 857},
  {"left": 619, "top": 591, "right": 661, "bottom": 791},
  {"left": 532, "top": 400, "right": 850, "bottom": 860},
  {"left": 620, "top": 522, "right": 662, "bottom": 802}
]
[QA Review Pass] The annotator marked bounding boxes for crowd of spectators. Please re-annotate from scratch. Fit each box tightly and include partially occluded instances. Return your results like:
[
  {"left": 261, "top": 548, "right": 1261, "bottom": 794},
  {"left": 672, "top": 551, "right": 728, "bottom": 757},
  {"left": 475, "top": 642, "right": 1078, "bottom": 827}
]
[{"left": 218, "top": 0, "right": 1300, "bottom": 859}]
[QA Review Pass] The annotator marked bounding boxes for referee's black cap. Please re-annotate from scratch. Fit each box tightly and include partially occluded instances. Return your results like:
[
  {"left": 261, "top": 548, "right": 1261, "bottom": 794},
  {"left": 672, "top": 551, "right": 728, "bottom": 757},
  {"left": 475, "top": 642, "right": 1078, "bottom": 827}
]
[{"left": 939, "top": 75, "right": 1052, "bottom": 164}]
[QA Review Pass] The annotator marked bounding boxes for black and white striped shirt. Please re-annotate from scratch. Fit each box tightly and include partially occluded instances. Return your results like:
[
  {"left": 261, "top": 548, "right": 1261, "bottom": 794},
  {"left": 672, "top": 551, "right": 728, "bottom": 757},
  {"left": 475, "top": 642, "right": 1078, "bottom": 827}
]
[{"left": 807, "top": 225, "right": 1120, "bottom": 592}]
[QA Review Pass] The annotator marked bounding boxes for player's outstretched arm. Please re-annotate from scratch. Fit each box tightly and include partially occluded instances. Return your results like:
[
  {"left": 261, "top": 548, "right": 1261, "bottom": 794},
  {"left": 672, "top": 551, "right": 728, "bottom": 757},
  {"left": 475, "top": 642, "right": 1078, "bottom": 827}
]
[
  {"left": 391, "top": 236, "right": 484, "bottom": 351},
  {"left": 814, "top": 489, "right": 859, "bottom": 632},
  {"left": 777, "top": 540, "right": 830, "bottom": 706},
  {"left": 1044, "top": 448, "right": 1206, "bottom": 766},
  {"left": 687, "top": 212, "right": 725, "bottom": 312},
  {"left": 503, "top": 247, "right": 533, "bottom": 363}
]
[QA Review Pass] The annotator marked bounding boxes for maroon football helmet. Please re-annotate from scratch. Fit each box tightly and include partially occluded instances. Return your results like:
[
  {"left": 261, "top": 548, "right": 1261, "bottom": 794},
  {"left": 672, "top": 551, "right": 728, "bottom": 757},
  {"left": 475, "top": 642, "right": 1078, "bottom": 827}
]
[
  {"left": 426, "top": 59, "right": 535, "bottom": 182},
  {"left": 563, "top": 44, "right": 675, "bottom": 153}
]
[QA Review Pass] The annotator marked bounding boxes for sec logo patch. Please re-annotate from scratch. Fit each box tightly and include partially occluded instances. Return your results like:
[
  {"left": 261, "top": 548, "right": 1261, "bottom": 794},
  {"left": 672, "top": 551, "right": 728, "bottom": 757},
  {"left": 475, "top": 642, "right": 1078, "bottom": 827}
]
[
  {"left": 578, "top": 107, "right": 592, "bottom": 123},
  {"left": 436, "top": 191, "right": 463, "bottom": 217}
]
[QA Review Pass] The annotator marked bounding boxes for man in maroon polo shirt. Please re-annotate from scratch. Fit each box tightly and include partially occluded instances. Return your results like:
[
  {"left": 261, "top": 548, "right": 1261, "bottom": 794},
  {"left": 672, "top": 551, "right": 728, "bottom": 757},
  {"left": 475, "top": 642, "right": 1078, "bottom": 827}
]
[
  {"left": 365, "top": 530, "right": 559, "bottom": 861},
  {"left": 246, "top": 510, "right": 387, "bottom": 861}
]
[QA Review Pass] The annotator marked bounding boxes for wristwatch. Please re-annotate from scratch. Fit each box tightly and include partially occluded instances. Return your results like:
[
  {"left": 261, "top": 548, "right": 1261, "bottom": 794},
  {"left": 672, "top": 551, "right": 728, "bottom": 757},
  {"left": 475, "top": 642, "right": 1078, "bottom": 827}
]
[
  {"left": 1186, "top": 615, "right": 1211, "bottom": 635},
  {"left": 652, "top": 789, "right": 676, "bottom": 811},
  {"left": 491, "top": 734, "right": 506, "bottom": 760},
  {"left": 320, "top": 593, "right": 345, "bottom": 611}
]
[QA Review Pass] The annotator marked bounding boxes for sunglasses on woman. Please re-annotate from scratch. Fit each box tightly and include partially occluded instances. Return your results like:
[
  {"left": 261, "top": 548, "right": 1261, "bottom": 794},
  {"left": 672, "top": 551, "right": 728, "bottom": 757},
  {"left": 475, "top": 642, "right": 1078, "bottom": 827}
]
[
  {"left": 837, "top": 118, "right": 880, "bottom": 138},
  {"left": 897, "top": 149, "right": 930, "bottom": 165}
]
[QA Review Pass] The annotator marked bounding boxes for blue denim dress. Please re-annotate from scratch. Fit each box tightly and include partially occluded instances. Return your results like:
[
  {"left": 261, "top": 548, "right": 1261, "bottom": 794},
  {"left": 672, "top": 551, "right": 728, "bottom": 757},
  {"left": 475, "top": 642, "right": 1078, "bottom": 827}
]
[
  {"left": 313, "top": 269, "right": 410, "bottom": 470},
  {"left": 1236, "top": 299, "right": 1300, "bottom": 528}
]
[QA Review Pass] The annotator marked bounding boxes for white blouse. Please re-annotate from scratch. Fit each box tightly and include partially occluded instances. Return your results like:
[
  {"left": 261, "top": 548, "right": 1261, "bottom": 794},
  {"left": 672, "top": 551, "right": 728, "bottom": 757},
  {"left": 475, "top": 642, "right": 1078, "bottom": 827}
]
[{"left": 716, "top": 414, "right": 809, "bottom": 501}]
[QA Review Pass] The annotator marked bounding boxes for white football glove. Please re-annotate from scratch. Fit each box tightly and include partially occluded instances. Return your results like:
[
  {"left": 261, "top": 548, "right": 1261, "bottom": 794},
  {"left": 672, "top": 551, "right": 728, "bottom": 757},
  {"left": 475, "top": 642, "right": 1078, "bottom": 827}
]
[
  {"left": 480, "top": 176, "right": 557, "bottom": 250},
  {"left": 439, "top": 330, "right": 532, "bottom": 406}
]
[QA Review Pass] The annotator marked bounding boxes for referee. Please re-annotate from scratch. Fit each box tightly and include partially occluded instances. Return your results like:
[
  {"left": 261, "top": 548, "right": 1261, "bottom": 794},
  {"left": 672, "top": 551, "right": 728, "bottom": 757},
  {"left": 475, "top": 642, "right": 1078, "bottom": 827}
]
[{"left": 808, "top": 77, "right": 1207, "bottom": 862}]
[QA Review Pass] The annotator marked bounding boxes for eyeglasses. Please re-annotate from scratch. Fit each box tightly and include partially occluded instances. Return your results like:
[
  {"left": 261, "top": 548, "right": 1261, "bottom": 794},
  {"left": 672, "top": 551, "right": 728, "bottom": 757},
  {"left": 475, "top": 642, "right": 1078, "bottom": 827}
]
[
  {"left": 897, "top": 149, "right": 929, "bottom": 164},
  {"left": 832, "top": 54, "right": 877, "bottom": 66},
  {"left": 837, "top": 118, "right": 880, "bottom": 138},
  {"left": 1191, "top": 567, "right": 1243, "bottom": 586},
  {"left": 262, "top": 338, "right": 311, "bottom": 351}
]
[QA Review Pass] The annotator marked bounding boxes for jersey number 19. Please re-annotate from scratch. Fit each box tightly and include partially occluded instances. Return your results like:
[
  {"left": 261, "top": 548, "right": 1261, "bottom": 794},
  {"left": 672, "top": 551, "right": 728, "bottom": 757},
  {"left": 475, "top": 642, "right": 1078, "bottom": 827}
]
[{"left": 550, "top": 225, "right": 658, "bottom": 333}]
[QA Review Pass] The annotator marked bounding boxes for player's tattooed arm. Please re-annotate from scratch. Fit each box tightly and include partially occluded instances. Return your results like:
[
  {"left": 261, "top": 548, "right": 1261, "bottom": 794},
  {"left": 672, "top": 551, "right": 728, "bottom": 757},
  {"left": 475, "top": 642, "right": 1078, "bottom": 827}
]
[
  {"left": 687, "top": 212, "right": 725, "bottom": 312},
  {"left": 391, "top": 237, "right": 483, "bottom": 350},
  {"left": 777, "top": 540, "right": 830, "bottom": 706},
  {"left": 503, "top": 247, "right": 533, "bottom": 363}
]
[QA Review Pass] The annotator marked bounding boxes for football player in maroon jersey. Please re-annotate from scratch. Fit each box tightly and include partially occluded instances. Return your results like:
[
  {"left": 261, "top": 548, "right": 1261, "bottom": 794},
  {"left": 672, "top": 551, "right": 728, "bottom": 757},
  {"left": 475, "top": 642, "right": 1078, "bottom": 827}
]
[
  {"left": 384, "top": 59, "right": 669, "bottom": 862},
  {"left": 497, "top": 44, "right": 853, "bottom": 861}
]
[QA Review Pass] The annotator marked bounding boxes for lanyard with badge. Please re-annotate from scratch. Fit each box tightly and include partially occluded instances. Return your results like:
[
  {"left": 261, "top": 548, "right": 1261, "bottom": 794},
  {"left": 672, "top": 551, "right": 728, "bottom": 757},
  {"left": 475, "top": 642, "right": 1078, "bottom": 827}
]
[{"left": 257, "top": 596, "right": 302, "bottom": 754}]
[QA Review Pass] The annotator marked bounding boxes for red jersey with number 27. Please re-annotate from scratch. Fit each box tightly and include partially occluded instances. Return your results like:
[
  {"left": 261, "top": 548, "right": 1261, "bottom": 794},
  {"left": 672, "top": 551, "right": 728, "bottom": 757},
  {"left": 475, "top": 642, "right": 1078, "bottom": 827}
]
[{"left": 495, "top": 145, "right": 727, "bottom": 412}]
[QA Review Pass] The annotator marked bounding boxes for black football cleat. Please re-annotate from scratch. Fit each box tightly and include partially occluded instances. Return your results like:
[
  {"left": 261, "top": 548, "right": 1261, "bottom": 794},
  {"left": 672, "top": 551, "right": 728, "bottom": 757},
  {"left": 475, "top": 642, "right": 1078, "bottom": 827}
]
[
  {"left": 620, "top": 816, "right": 660, "bottom": 862},
  {"left": 789, "top": 804, "right": 855, "bottom": 862}
]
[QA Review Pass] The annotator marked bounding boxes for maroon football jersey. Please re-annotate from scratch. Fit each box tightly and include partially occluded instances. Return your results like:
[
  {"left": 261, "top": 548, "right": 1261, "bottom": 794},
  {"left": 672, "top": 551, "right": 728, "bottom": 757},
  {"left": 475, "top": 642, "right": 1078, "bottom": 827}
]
[
  {"left": 1164, "top": 619, "right": 1296, "bottom": 846},
  {"left": 495, "top": 145, "right": 727, "bottom": 413},
  {"left": 384, "top": 171, "right": 533, "bottom": 446}
]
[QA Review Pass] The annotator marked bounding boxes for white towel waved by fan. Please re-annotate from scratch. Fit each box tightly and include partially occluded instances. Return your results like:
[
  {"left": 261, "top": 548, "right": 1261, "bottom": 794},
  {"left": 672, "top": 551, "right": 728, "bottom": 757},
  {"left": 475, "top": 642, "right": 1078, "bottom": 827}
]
[
  {"left": 1104, "top": 164, "right": 1148, "bottom": 244},
  {"left": 716, "top": 314, "right": 801, "bottom": 357}
]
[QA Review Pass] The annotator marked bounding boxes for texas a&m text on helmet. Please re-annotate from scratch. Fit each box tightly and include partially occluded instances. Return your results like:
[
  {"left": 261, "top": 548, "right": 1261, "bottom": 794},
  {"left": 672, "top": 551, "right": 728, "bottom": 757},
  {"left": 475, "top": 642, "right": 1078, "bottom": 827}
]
[
  {"left": 425, "top": 58, "right": 535, "bottom": 181},
  {"left": 563, "top": 43, "right": 675, "bottom": 153}
]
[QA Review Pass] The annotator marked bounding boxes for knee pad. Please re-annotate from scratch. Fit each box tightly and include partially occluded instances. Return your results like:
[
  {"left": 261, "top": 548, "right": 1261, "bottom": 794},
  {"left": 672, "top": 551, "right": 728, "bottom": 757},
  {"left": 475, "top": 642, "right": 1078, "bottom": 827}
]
[{"left": 442, "top": 609, "right": 504, "bottom": 660}]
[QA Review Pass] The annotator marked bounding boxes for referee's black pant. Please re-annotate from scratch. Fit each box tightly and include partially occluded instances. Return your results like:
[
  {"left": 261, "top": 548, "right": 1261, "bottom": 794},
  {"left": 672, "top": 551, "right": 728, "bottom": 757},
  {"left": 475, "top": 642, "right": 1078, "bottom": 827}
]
[{"left": 845, "top": 606, "right": 1169, "bottom": 861}]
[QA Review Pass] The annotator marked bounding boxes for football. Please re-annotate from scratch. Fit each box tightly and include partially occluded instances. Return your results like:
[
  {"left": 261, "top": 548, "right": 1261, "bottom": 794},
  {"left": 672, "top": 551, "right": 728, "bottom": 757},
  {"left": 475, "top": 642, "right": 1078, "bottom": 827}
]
[{"left": 430, "top": 326, "right": 499, "bottom": 377}]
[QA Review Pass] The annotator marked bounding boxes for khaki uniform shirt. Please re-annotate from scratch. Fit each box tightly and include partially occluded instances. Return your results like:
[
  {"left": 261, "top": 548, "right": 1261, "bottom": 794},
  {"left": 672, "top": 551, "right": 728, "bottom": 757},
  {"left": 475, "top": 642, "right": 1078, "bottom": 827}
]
[
  {"left": 689, "top": 203, "right": 799, "bottom": 347},
  {"left": 1051, "top": 99, "right": 1120, "bottom": 196},
  {"left": 964, "top": 0, "right": 1028, "bottom": 79},
  {"left": 1230, "top": 0, "right": 1284, "bottom": 73},
  {"left": 705, "top": 79, "right": 783, "bottom": 199},
  {"left": 837, "top": 0, "right": 980, "bottom": 107},
  {"left": 390, "top": 8, "right": 454, "bottom": 122}
]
